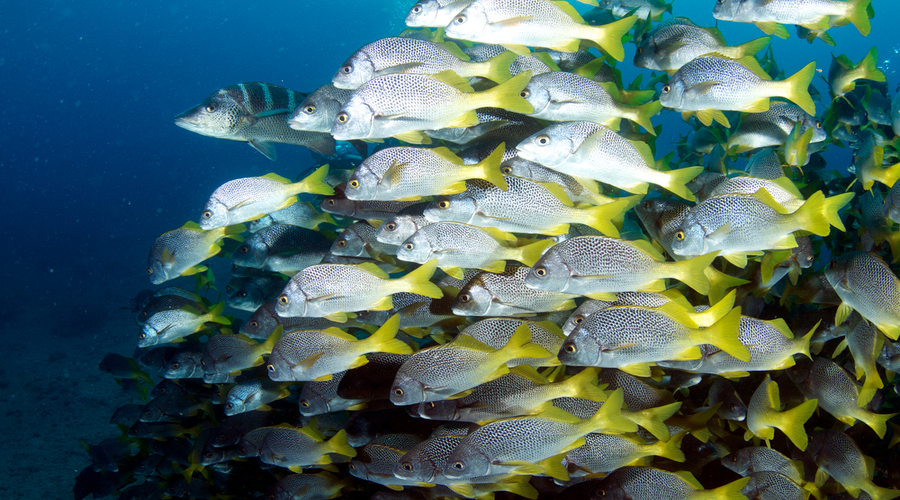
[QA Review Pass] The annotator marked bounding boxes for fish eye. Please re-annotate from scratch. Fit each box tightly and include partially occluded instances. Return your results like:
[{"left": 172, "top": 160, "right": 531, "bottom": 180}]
[
  {"left": 393, "top": 388, "right": 404, "bottom": 396},
  {"left": 458, "top": 293, "right": 471, "bottom": 303},
  {"left": 300, "top": 400, "right": 309, "bottom": 408},
  {"left": 534, "top": 267, "right": 547, "bottom": 277},
  {"left": 674, "top": 231, "right": 685, "bottom": 241},
  {"left": 202, "top": 210, "right": 212, "bottom": 219},
  {"left": 303, "top": 105, "right": 316, "bottom": 114},
  {"left": 816, "top": 121, "right": 822, "bottom": 129},
  {"left": 454, "top": 14, "right": 466, "bottom": 24},
  {"left": 401, "top": 462, "right": 413, "bottom": 471},
  {"left": 147, "top": 268, "right": 153, "bottom": 275},
  {"left": 438, "top": 200, "right": 451, "bottom": 209},
  {"left": 642, "top": 201, "right": 651, "bottom": 209},
  {"left": 205, "top": 103, "right": 218, "bottom": 113},
  {"left": 205, "top": 452, "right": 213, "bottom": 459},
  {"left": 171, "top": 362, "right": 180, "bottom": 369},
  {"left": 239, "top": 246, "right": 249, "bottom": 253},
  {"left": 139, "top": 333, "right": 146, "bottom": 339},
  {"left": 267, "top": 364, "right": 276, "bottom": 372},
  {"left": 501, "top": 166, "right": 513, "bottom": 174},
  {"left": 385, "top": 222, "right": 397, "bottom": 231},
  {"left": 249, "top": 320, "right": 259, "bottom": 328},
  {"left": 637, "top": 48, "right": 642, "bottom": 54},
  {"left": 596, "top": 489, "right": 606, "bottom": 497},
  {"left": 341, "top": 65, "right": 353, "bottom": 74},
  {"left": 337, "top": 240, "right": 347, "bottom": 247},
  {"left": 404, "top": 243, "right": 414, "bottom": 251},
  {"left": 225, "top": 403, "right": 233, "bottom": 409},
  {"left": 337, "top": 113, "right": 349, "bottom": 124},
  {"left": 278, "top": 295, "right": 290, "bottom": 305},
  {"left": 349, "top": 180, "right": 360, "bottom": 188},
  {"left": 412, "top": 5, "right": 422, "bottom": 13},
  {"left": 536, "top": 135, "right": 550, "bottom": 146},
  {"left": 140, "top": 311, "right": 148, "bottom": 318},
  {"left": 348, "top": 463, "right": 356, "bottom": 470},
  {"left": 662, "top": 84, "right": 671, "bottom": 93},
  {"left": 451, "top": 461, "right": 465, "bottom": 470},
  {"left": 519, "top": 90, "right": 530, "bottom": 98},
  {"left": 426, "top": 402, "right": 436, "bottom": 408},
  {"left": 573, "top": 316, "right": 584, "bottom": 325},
  {"left": 238, "top": 291, "right": 247, "bottom": 298},
  {"left": 564, "top": 343, "right": 577, "bottom": 354},
  {"left": 326, "top": 199, "right": 336, "bottom": 206}
]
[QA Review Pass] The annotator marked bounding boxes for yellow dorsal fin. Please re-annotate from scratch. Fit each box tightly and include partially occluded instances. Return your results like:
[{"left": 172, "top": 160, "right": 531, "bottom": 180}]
[
  {"left": 451, "top": 334, "right": 497, "bottom": 353},
  {"left": 538, "top": 181, "right": 575, "bottom": 206},
  {"left": 737, "top": 55, "right": 772, "bottom": 80},
  {"left": 552, "top": 0, "right": 586, "bottom": 23},
  {"left": 356, "top": 261, "right": 391, "bottom": 279},
  {"left": 439, "top": 41, "right": 470, "bottom": 61},
  {"left": 629, "top": 238, "right": 666, "bottom": 261},
  {"left": 428, "top": 146, "right": 465, "bottom": 164},
  {"left": 261, "top": 172, "right": 292, "bottom": 184},
  {"left": 322, "top": 327, "right": 358, "bottom": 342},
  {"left": 509, "top": 364, "right": 550, "bottom": 384},
  {"left": 180, "top": 220, "right": 203, "bottom": 231}
]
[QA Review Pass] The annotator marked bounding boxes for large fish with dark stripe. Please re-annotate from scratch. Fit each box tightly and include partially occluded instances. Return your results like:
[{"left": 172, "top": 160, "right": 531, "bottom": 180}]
[{"left": 175, "top": 82, "right": 336, "bottom": 159}]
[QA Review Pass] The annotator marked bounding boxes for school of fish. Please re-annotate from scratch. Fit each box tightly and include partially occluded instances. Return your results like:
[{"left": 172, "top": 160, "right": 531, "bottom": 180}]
[{"left": 77, "top": 0, "right": 900, "bottom": 499}]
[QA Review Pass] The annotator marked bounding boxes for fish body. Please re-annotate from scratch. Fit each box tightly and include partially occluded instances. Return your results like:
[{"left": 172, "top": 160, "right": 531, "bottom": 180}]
[
  {"left": 726, "top": 102, "right": 826, "bottom": 153},
  {"left": 287, "top": 83, "right": 354, "bottom": 133},
  {"left": 147, "top": 222, "right": 244, "bottom": 284},
  {"left": 826, "top": 251, "right": 900, "bottom": 340},
  {"left": 259, "top": 426, "right": 356, "bottom": 470},
  {"left": 593, "top": 466, "right": 750, "bottom": 500},
  {"left": 266, "top": 315, "right": 412, "bottom": 382},
  {"left": 374, "top": 203, "right": 431, "bottom": 245},
  {"left": 390, "top": 324, "right": 552, "bottom": 404},
  {"left": 804, "top": 430, "right": 900, "bottom": 500},
  {"left": 224, "top": 377, "right": 292, "bottom": 416},
  {"left": 267, "top": 471, "right": 353, "bottom": 500},
  {"left": 671, "top": 191, "right": 852, "bottom": 266},
  {"left": 200, "top": 330, "right": 281, "bottom": 380},
  {"left": 520, "top": 70, "right": 660, "bottom": 133},
  {"left": 424, "top": 176, "right": 628, "bottom": 237},
  {"left": 713, "top": 0, "right": 872, "bottom": 37},
  {"left": 248, "top": 201, "right": 335, "bottom": 232},
  {"left": 330, "top": 221, "right": 399, "bottom": 260},
  {"left": 598, "top": 0, "right": 672, "bottom": 19},
  {"left": 459, "top": 317, "right": 565, "bottom": 367},
  {"left": 444, "top": 0, "right": 637, "bottom": 61},
  {"left": 500, "top": 156, "right": 618, "bottom": 207},
  {"left": 746, "top": 375, "right": 817, "bottom": 450},
  {"left": 786, "top": 357, "right": 896, "bottom": 438},
  {"left": 516, "top": 123, "right": 702, "bottom": 200},
  {"left": 564, "top": 432, "right": 685, "bottom": 476},
  {"left": 426, "top": 107, "right": 545, "bottom": 145},
  {"left": 635, "top": 17, "right": 769, "bottom": 72},
  {"left": 345, "top": 144, "right": 507, "bottom": 201},
  {"left": 703, "top": 175, "right": 806, "bottom": 211},
  {"left": 226, "top": 275, "right": 287, "bottom": 312},
  {"left": 330, "top": 70, "right": 533, "bottom": 143},
  {"left": 397, "top": 221, "right": 553, "bottom": 277},
  {"left": 139, "top": 302, "right": 230, "bottom": 347},
  {"left": 333, "top": 37, "right": 514, "bottom": 90},
  {"left": 722, "top": 446, "right": 804, "bottom": 484},
  {"left": 275, "top": 261, "right": 442, "bottom": 321},
  {"left": 441, "top": 390, "right": 636, "bottom": 479},
  {"left": 524, "top": 236, "right": 717, "bottom": 296},
  {"left": 453, "top": 265, "right": 579, "bottom": 317},
  {"left": 174, "top": 82, "right": 335, "bottom": 158},
  {"left": 232, "top": 224, "right": 330, "bottom": 272},
  {"left": 199, "top": 166, "right": 333, "bottom": 229},
  {"left": 660, "top": 56, "right": 816, "bottom": 122}
]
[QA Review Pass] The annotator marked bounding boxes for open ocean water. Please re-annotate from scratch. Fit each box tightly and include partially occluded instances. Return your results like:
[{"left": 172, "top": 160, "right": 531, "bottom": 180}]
[{"left": 1, "top": 1, "right": 898, "bottom": 498}]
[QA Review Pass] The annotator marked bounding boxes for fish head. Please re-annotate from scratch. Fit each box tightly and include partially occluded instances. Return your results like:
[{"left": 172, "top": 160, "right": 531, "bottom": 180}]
[
  {"left": 711, "top": 0, "right": 744, "bottom": 21},
  {"left": 274, "top": 280, "right": 309, "bottom": 318},
  {"left": 633, "top": 37, "right": 658, "bottom": 70},
  {"left": 416, "top": 400, "right": 460, "bottom": 421},
  {"left": 519, "top": 77, "right": 553, "bottom": 117},
  {"left": 557, "top": 329, "right": 602, "bottom": 366},
  {"left": 231, "top": 238, "right": 268, "bottom": 269},
  {"left": 331, "top": 97, "right": 375, "bottom": 141},
  {"left": 659, "top": 75, "right": 686, "bottom": 110},
  {"left": 390, "top": 373, "right": 428, "bottom": 405},
  {"left": 396, "top": 232, "right": 434, "bottom": 264},
  {"left": 451, "top": 280, "right": 494, "bottom": 316},
  {"left": 247, "top": 213, "right": 274, "bottom": 232},
  {"left": 670, "top": 218, "right": 708, "bottom": 258},
  {"left": 163, "top": 355, "right": 195, "bottom": 380},
  {"left": 824, "top": 256, "right": 851, "bottom": 290},
  {"left": 240, "top": 306, "right": 279, "bottom": 338},
  {"left": 348, "top": 459, "right": 372, "bottom": 481},
  {"left": 376, "top": 215, "right": 420, "bottom": 245},
  {"left": 137, "top": 323, "right": 164, "bottom": 348},
  {"left": 720, "top": 448, "right": 753, "bottom": 475},
  {"left": 443, "top": 446, "right": 491, "bottom": 479},
  {"left": 333, "top": 51, "right": 376, "bottom": 90},
  {"left": 298, "top": 385, "right": 331, "bottom": 417},
  {"left": 199, "top": 196, "right": 231, "bottom": 230},
  {"left": 138, "top": 402, "right": 164, "bottom": 423},
  {"left": 266, "top": 348, "right": 297, "bottom": 383},
  {"left": 405, "top": 0, "right": 445, "bottom": 27},
  {"left": 147, "top": 245, "right": 178, "bottom": 285},
  {"left": 393, "top": 446, "right": 437, "bottom": 482},
  {"left": 330, "top": 227, "right": 368, "bottom": 258},
  {"left": 224, "top": 390, "right": 251, "bottom": 416},
  {"left": 174, "top": 90, "right": 244, "bottom": 139},
  {"left": 344, "top": 165, "right": 381, "bottom": 201},
  {"left": 516, "top": 128, "right": 576, "bottom": 168},
  {"left": 227, "top": 285, "right": 264, "bottom": 312},
  {"left": 524, "top": 245, "right": 572, "bottom": 293},
  {"left": 444, "top": 2, "right": 489, "bottom": 42},
  {"left": 424, "top": 195, "right": 477, "bottom": 224}
]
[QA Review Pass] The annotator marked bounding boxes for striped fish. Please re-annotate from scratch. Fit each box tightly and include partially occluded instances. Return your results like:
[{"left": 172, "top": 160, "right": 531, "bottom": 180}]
[{"left": 175, "top": 81, "right": 336, "bottom": 159}]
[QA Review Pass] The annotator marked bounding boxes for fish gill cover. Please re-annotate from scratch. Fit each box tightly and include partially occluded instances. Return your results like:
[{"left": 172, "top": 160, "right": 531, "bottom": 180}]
[{"left": 74, "top": 0, "right": 900, "bottom": 499}]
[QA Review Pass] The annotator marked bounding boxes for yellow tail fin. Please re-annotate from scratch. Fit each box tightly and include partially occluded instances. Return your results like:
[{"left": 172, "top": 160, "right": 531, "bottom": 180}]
[
  {"left": 327, "top": 429, "right": 357, "bottom": 458},
  {"left": 586, "top": 388, "right": 638, "bottom": 434},
  {"left": 673, "top": 251, "right": 718, "bottom": 294},
  {"left": 699, "top": 306, "right": 750, "bottom": 362},
  {"left": 860, "top": 410, "right": 898, "bottom": 439},
  {"left": 294, "top": 164, "right": 335, "bottom": 196},
  {"left": 789, "top": 191, "right": 832, "bottom": 236},
  {"left": 477, "top": 70, "right": 534, "bottom": 114},
  {"left": 623, "top": 100, "right": 663, "bottom": 135},
  {"left": 559, "top": 367, "right": 606, "bottom": 402},
  {"left": 473, "top": 142, "right": 508, "bottom": 191},
  {"left": 479, "top": 49, "right": 516, "bottom": 83},
  {"left": 361, "top": 314, "right": 412, "bottom": 355},
  {"left": 586, "top": 15, "right": 637, "bottom": 62},
  {"left": 580, "top": 197, "right": 630, "bottom": 237},
  {"left": 498, "top": 324, "right": 553, "bottom": 364},
  {"left": 663, "top": 166, "right": 705, "bottom": 201},
  {"left": 705, "top": 267, "right": 750, "bottom": 306},
  {"left": 399, "top": 260, "right": 443, "bottom": 298},
  {"left": 845, "top": 0, "right": 873, "bottom": 36},
  {"left": 735, "top": 36, "right": 771, "bottom": 58},
  {"left": 710, "top": 477, "right": 752, "bottom": 500},
  {"left": 775, "top": 61, "right": 816, "bottom": 116},
  {"left": 630, "top": 401, "right": 683, "bottom": 442},
  {"left": 772, "top": 398, "right": 817, "bottom": 450},
  {"left": 655, "top": 429, "right": 687, "bottom": 462}
]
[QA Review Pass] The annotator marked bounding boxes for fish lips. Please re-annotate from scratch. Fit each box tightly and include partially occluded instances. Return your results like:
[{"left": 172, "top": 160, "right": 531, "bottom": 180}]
[{"left": 174, "top": 106, "right": 228, "bottom": 137}]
